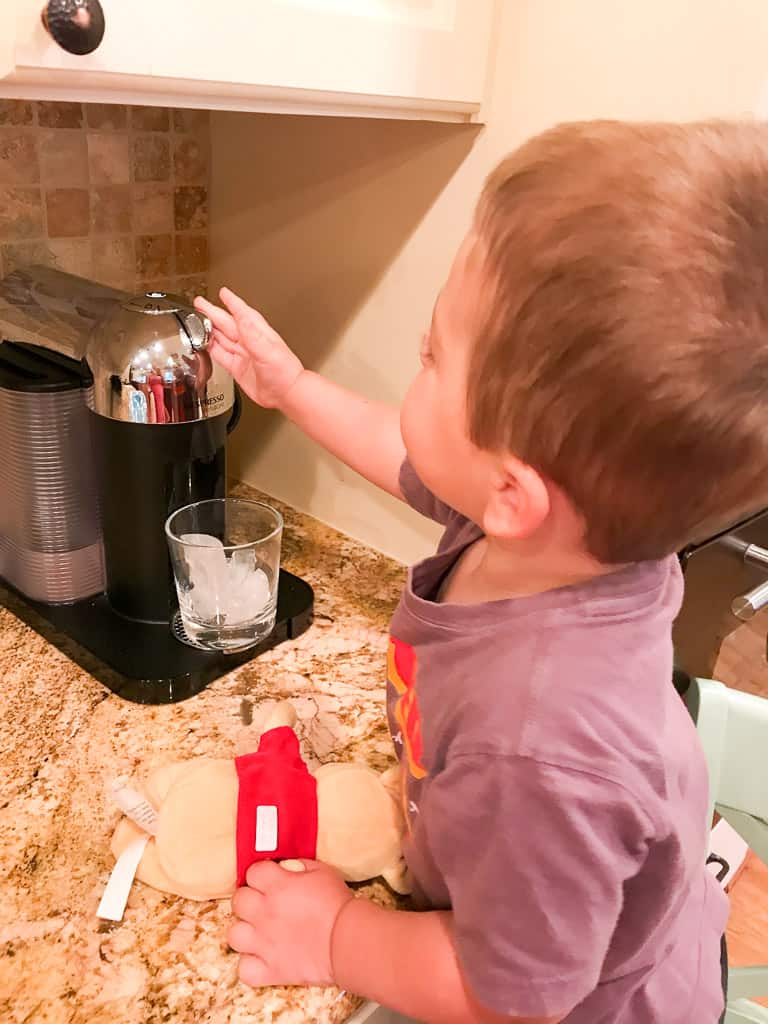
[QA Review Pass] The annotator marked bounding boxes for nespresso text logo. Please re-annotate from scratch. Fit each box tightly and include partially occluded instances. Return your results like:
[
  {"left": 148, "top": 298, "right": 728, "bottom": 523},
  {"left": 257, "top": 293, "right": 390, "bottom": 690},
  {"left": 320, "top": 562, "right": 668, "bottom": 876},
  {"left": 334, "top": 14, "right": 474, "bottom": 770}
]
[{"left": 202, "top": 393, "right": 225, "bottom": 406}]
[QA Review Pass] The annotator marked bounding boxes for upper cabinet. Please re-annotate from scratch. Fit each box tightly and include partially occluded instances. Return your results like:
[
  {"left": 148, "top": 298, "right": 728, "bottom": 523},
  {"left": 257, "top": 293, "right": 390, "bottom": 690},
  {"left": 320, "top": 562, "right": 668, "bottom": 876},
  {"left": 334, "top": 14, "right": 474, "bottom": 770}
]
[{"left": 0, "top": 0, "right": 498, "bottom": 122}]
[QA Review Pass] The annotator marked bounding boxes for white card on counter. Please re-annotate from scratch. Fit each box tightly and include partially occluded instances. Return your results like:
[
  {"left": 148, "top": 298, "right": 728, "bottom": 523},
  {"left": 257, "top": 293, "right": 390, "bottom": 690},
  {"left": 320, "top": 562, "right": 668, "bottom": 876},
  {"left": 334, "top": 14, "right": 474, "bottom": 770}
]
[
  {"left": 96, "top": 834, "right": 150, "bottom": 922},
  {"left": 255, "top": 805, "right": 278, "bottom": 852}
]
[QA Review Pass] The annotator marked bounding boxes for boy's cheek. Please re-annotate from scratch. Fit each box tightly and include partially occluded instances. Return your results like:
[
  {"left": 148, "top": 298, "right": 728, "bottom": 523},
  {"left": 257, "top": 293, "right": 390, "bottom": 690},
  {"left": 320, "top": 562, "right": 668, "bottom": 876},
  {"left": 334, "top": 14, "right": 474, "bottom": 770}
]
[
  {"left": 401, "top": 374, "right": 445, "bottom": 460},
  {"left": 399, "top": 376, "right": 421, "bottom": 446}
]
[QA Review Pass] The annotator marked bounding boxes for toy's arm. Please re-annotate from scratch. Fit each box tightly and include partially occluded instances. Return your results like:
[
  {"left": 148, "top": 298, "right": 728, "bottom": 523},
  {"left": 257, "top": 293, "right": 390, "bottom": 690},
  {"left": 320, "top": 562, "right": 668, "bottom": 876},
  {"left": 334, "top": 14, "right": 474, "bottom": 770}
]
[
  {"left": 260, "top": 701, "right": 298, "bottom": 732},
  {"left": 380, "top": 859, "right": 410, "bottom": 895},
  {"left": 332, "top": 903, "right": 565, "bottom": 1024}
]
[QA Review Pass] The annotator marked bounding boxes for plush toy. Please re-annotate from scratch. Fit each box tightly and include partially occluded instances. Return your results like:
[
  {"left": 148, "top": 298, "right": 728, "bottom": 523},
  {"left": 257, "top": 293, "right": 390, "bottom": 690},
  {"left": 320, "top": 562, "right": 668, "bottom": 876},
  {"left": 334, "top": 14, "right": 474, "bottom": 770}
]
[{"left": 110, "top": 702, "right": 411, "bottom": 900}]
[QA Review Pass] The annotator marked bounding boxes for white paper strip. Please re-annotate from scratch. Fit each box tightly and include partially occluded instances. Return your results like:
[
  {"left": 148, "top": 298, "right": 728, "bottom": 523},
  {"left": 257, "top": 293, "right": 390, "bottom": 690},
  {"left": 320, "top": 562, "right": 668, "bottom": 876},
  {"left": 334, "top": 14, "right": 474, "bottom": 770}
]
[
  {"left": 255, "top": 805, "right": 278, "bottom": 852},
  {"left": 96, "top": 835, "right": 150, "bottom": 922}
]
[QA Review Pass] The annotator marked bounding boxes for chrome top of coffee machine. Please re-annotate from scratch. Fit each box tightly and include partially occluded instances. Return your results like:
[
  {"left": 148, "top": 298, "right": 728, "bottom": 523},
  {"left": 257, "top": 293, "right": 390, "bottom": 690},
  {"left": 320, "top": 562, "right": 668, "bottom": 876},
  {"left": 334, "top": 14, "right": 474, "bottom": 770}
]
[
  {"left": 88, "top": 289, "right": 232, "bottom": 425},
  {"left": 0, "top": 266, "right": 313, "bottom": 703}
]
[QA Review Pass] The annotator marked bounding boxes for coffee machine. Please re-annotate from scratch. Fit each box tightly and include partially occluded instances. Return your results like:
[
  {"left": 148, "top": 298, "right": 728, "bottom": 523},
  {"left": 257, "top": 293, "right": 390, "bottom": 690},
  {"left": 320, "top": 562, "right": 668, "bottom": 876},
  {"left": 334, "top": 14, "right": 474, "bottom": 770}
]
[{"left": 0, "top": 266, "right": 313, "bottom": 704}]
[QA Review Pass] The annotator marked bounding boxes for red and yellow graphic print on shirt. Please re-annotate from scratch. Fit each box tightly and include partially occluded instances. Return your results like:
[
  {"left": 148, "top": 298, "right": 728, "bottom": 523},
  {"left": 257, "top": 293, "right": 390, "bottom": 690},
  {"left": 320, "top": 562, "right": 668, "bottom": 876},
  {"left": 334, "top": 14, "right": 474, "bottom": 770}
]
[{"left": 387, "top": 636, "right": 427, "bottom": 781}]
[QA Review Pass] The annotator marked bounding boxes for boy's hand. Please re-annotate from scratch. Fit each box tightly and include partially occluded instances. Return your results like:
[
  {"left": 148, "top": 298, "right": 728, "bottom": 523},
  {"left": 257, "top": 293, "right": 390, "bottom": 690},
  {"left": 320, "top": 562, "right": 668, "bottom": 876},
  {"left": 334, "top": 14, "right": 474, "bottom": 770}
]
[
  {"left": 228, "top": 859, "right": 353, "bottom": 988},
  {"left": 194, "top": 288, "right": 304, "bottom": 410}
]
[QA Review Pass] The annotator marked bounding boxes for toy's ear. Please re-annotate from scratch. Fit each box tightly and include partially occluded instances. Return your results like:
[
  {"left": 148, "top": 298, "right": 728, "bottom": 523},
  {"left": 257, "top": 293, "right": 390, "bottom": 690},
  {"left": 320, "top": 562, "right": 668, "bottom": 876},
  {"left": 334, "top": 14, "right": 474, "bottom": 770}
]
[
  {"left": 382, "top": 855, "right": 412, "bottom": 896},
  {"left": 144, "top": 762, "right": 189, "bottom": 808},
  {"left": 260, "top": 700, "right": 298, "bottom": 733},
  {"left": 379, "top": 765, "right": 401, "bottom": 800}
]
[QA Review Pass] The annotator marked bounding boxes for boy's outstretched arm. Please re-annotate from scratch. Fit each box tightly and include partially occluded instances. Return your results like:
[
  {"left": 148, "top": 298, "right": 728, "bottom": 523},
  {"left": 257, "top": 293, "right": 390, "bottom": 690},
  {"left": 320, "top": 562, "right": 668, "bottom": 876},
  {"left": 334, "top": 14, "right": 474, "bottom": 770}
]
[
  {"left": 229, "top": 860, "right": 566, "bottom": 1024},
  {"left": 195, "top": 290, "right": 406, "bottom": 499},
  {"left": 333, "top": 895, "right": 565, "bottom": 1024}
]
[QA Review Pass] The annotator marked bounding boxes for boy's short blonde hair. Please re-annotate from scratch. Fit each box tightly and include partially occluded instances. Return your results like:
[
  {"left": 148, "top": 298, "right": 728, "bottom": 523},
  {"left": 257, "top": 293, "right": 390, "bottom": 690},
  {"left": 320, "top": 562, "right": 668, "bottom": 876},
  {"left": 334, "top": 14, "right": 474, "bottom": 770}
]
[{"left": 471, "top": 120, "right": 768, "bottom": 563}]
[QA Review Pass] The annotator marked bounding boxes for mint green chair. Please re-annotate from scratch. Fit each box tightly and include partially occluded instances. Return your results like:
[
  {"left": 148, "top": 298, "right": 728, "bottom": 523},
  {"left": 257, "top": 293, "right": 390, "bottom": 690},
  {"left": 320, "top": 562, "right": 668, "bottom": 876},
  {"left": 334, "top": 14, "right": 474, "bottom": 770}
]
[{"left": 686, "top": 677, "right": 768, "bottom": 1023}]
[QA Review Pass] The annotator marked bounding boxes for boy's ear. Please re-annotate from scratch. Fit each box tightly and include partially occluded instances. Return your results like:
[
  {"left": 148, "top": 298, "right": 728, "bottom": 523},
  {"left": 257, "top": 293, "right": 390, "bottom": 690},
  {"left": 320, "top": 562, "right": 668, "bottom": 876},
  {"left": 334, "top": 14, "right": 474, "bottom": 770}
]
[{"left": 482, "top": 456, "right": 551, "bottom": 541}]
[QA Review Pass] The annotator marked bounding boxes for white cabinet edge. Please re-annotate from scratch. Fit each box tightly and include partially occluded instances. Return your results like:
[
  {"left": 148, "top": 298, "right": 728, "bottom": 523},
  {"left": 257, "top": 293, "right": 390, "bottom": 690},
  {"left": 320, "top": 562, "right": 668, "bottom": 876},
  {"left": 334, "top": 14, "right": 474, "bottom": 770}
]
[{"left": 0, "top": 74, "right": 482, "bottom": 123}]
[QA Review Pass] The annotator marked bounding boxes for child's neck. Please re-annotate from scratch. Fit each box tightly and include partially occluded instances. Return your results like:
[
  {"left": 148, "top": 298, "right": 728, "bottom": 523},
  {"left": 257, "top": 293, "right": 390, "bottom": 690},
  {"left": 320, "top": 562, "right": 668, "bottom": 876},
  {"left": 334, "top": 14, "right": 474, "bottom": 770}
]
[{"left": 440, "top": 533, "right": 622, "bottom": 606}]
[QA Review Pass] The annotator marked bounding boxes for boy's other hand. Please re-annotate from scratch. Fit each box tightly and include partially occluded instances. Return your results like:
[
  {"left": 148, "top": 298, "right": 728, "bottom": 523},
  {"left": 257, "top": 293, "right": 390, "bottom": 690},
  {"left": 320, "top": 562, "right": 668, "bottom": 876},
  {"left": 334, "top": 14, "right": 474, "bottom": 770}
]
[
  {"left": 194, "top": 288, "right": 304, "bottom": 410},
  {"left": 229, "top": 859, "right": 353, "bottom": 989}
]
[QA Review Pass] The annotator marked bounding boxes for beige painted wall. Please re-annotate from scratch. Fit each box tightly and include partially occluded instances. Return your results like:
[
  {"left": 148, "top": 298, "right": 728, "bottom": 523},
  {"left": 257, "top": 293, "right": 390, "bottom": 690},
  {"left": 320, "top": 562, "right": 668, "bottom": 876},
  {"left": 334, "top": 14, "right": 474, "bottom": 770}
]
[{"left": 210, "top": 0, "right": 768, "bottom": 564}]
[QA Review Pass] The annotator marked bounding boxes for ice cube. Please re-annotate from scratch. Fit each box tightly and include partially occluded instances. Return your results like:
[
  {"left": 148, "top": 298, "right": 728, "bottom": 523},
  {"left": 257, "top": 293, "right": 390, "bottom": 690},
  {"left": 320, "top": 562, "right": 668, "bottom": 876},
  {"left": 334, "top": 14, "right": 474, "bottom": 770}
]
[
  {"left": 180, "top": 533, "right": 224, "bottom": 548},
  {"left": 179, "top": 533, "right": 227, "bottom": 621},
  {"left": 227, "top": 548, "right": 256, "bottom": 590},
  {"left": 243, "top": 566, "right": 271, "bottom": 608},
  {"left": 218, "top": 566, "right": 271, "bottom": 625},
  {"left": 180, "top": 533, "right": 226, "bottom": 578}
]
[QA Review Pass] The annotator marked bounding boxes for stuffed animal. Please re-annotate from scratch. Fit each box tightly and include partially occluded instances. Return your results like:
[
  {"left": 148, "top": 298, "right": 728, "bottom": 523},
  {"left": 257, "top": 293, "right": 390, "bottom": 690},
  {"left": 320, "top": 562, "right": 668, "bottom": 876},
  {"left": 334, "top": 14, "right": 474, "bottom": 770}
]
[{"left": 110, "top": 702, "right": 411, "bottom": 900}]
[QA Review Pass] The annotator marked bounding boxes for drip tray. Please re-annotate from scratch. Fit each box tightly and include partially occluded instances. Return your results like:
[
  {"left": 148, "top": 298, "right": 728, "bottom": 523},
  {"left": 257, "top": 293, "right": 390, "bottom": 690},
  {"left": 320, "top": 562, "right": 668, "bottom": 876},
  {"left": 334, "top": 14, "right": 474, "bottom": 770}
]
[{"left": 1, "top": 570, "right": 314, "bottom": 705}]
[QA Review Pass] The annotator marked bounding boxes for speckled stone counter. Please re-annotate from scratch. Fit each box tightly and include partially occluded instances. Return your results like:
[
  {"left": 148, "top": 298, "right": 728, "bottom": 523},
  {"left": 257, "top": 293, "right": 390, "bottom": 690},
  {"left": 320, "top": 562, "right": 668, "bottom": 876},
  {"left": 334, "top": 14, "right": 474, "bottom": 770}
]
[{"left": 0, "top": 484, "right": 407, "bottom": 1024}]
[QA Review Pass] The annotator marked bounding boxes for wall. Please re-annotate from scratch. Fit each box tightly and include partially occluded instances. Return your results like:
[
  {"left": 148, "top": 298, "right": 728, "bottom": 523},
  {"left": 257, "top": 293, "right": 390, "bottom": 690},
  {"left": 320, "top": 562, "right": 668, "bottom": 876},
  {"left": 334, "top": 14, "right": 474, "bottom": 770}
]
[
  {"left": 210, "top": 0, "right": 768, "bottom": 564},
  {"left": 0, "top": 100, "right": 210, "bottom": 298}
]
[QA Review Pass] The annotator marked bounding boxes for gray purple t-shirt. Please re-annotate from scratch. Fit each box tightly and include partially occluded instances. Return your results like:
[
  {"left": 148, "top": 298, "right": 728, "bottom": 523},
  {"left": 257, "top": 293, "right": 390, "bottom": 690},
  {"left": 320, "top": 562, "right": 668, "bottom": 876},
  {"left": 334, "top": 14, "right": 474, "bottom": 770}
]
[{"left": 385, "top": 461, "right": 729, "bottom": 1022}]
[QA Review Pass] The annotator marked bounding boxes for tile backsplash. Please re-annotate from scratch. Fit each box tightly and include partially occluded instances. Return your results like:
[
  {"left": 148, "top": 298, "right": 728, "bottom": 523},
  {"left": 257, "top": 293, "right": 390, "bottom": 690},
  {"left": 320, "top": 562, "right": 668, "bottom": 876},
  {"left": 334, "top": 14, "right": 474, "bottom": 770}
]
[{"left": 0, "top": 99, "right": 209, "bottom": 299}]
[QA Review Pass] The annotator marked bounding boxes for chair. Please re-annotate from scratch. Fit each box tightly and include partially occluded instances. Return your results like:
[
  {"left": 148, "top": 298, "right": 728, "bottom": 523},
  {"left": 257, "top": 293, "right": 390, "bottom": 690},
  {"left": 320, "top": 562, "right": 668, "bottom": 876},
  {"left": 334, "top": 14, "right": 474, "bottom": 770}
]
[{"left": 686, "top": 678, "right": 768, "bottom": 1023}]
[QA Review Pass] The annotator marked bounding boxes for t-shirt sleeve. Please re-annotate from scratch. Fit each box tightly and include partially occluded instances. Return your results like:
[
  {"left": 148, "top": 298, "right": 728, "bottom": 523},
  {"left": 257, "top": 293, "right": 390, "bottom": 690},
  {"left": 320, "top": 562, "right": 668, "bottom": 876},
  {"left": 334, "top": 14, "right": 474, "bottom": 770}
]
[
  {"left": 399, "top": 459, "right": 454, "bottom": 525},
  {"left": 422, "top": 753, "right": 651, "bottom": 1019}
]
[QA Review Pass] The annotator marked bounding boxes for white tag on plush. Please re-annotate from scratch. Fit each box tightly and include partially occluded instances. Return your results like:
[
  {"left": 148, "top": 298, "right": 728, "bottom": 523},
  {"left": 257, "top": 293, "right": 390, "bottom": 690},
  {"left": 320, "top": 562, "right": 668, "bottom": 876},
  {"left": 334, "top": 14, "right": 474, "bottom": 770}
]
[
  {"left": 109, "top": 778, "right": 159, "bottom": 836},
  {"left": 96, "top": 835, "right": 150, "bottom": 921},
  {"left": 255, "top": 805, "right": 278, "bottom": 852}
]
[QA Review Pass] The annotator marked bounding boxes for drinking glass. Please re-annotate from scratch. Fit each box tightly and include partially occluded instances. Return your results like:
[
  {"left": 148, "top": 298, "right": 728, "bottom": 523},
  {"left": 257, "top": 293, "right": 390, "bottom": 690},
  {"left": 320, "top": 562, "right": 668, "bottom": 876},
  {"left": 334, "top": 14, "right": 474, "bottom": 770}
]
[{"left": 166, "top": 498, "right": 283, "bottom": 652}]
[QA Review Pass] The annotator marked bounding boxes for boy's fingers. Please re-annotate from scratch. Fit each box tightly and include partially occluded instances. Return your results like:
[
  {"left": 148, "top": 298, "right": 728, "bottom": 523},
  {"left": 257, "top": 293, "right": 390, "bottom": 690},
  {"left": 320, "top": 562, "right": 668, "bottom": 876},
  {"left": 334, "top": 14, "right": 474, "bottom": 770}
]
[
  {"left": 245, "top": 860, "right": 286, "bottom": 891},
  {"left": 227, "top": 920, "right": 261, "bottom": 954},
  {"left": 231, "top": 885, "right": 265, "bottom": 923},
  {"left": 211, "top": 326, "right": 238, "bottom": 355},
  {"left": 280, "top": 858, "right": 328, "bottom": 873},
  {"left": 194, "top": 295, "right": 238, "bottom": 338},
  {"left": 279, "top": 859, "right": 308, "bottom": 873},
  {"left": 219, "top": 287, "right": 268, "bottom": 331},
  {"left": 208, "top": 339, "right": 237, "bottom": 375},
  {"left": 238, "top": 953, "right": 272, "bottom": 988}
]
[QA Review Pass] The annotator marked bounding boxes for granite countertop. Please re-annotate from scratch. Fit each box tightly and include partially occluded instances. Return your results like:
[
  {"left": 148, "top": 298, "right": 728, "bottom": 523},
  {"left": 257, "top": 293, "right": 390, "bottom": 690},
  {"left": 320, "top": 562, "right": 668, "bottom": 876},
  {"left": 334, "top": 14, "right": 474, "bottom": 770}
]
[{"left": 0, "top": 484, "right": 407, "bottom": 1024}]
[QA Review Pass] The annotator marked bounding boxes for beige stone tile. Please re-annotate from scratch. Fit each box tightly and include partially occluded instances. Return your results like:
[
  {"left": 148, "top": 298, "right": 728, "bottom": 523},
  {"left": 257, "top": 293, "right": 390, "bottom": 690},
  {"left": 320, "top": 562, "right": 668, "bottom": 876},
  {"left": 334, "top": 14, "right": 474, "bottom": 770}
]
[
  {"left": 38, "top": 130, "right": 88, "bottom": 187},
  {"left": 91, "top": 236, "right": 135, "bottom": 289},
  {"left": 0, "top": 101, "right": 34, "bottom": 127},
  {"left": 0, "top": 132, "right": 39, "bottom": 185},
  {"left": 87, "top": 133, "right": 130, "bottom": 184},
  {"left": 0, "top": 188, "right": 44, "bottom": 240},
  {"left": 85, "top": 104, "right": 128, "bottom": 131},
  {"left": 130, "top": 106, "right": 169, "bottom": 132},
  {"left": 132, "top": 135, "right": 171, "bottom": 182},
  {"left": 46, "top": 188, "right": 90, "bottom": 237},
  {"left": 173, "top": 108, "right": 209, "bottom": 134},
  {"left": 174, "top": 186, "right": 207, "bottom": 230},
  {"left": 175, "top": 234, "right": 208, "bottom": 275},
  {"left": 90, "top": 185, "right": 131, "bottom": 233},
  {"left": 136, "top": 234, "right": 172, "bottom": 278},
  {"left": 175, "top": 274, "right": 209, "bottom": 301},
  {"left": 132, "top": 184, "right": 173, "bottom": 233},
  {"left": 173, "top": 136, "right": 208, "bottom": 184},
  {"left": 47, "top": 238, "right": 93, "bottom": 278},
  {"left": 0, "top": 240, "right": 52, "bottom": 275},
  {"left": 37, "top": 101, "right": 83, "bottom": 129}
]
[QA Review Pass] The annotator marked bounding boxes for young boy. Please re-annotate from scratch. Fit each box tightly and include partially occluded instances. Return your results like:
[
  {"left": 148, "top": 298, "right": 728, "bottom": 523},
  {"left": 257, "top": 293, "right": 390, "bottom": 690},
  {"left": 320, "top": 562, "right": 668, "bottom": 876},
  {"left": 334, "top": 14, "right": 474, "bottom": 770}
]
[{"left": 193, "top": 119, "right": 767, "bottom": 1023}]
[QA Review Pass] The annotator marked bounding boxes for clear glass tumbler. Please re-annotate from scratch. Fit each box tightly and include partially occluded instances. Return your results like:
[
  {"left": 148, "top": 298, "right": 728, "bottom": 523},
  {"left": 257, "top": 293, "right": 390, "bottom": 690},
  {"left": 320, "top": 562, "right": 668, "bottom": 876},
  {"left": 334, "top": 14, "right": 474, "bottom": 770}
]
[{"left": 165, "top": 498, "right": 283, "bottom": 652}]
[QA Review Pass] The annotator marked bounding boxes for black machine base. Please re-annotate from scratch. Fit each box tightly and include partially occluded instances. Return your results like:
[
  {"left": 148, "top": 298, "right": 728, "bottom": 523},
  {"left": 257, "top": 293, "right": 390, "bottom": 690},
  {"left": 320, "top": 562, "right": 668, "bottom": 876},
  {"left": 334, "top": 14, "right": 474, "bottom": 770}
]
[{"left": 3, "top": 570, "right": 314, "bottom": 704}]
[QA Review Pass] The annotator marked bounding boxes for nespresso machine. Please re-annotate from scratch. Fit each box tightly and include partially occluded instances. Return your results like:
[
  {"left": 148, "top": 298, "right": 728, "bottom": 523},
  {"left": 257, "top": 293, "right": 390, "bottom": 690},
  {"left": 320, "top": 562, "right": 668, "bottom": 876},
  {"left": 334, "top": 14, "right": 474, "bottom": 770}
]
[{"left": 0, "top": 266, "right": 313, "bottom": 704}]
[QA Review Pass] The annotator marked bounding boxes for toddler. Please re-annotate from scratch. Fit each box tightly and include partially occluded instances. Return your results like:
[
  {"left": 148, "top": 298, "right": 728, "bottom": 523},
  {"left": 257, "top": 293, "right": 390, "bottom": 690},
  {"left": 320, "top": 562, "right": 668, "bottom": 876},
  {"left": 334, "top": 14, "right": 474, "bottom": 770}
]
[{"left": 194, "top": 120, "right": 768, "bottom": 1023}]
